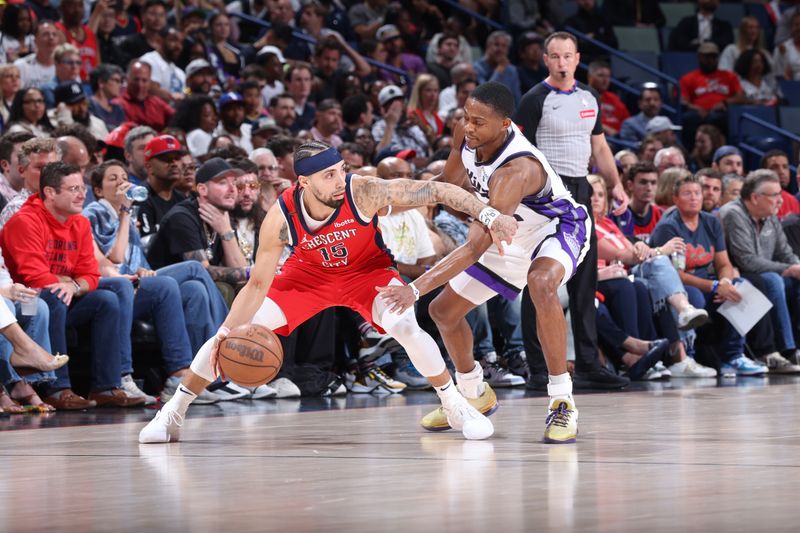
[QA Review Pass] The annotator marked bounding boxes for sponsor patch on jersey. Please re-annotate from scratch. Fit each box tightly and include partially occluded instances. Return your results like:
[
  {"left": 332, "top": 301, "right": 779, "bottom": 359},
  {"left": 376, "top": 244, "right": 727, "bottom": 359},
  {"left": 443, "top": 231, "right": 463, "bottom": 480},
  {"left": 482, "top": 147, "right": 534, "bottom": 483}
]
[{"left": 579, "top": 109, "right": 596, "bottom": 119}]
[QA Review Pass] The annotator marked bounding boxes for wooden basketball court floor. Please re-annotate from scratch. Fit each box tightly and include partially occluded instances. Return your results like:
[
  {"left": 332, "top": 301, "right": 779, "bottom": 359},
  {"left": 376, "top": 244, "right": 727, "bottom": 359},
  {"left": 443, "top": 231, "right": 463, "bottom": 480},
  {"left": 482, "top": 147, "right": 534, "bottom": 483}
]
[{"left": 2, "top": 377, "right": 799, "bottom": 532}]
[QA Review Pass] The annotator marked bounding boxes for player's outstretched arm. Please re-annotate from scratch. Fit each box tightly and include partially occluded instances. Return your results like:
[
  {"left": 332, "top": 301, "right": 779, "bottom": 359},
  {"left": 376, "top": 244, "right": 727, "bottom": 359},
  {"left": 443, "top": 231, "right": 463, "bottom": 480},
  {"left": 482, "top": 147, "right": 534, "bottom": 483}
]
[
  {"left": 351, "top": 175, "right": 517, "bottom": 251},
  {"left": 377, "top": 159, "right": 539, "bottom": 314}
]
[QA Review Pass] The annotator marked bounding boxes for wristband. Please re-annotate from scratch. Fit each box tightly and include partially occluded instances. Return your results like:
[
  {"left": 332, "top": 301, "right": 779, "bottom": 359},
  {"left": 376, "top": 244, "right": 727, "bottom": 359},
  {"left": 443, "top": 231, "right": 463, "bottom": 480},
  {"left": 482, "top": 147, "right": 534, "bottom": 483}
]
[
  {"left": 216, "top": 326, "right": 231, "bottom": 338},
  {"left": 245, "top": 265, "right": 252, "bottom": 280},
  {"left": 408, "top": 282, "right": 420, "bottom": 301},
  {"left": 119, "top": 206, "right": 131, "bottom": 214},
  {"left": 478, "top": 207, "right": 501, "bottom": 230},
  {"left": 711, "top": 280, "right": 719, "bottom": 295},
  {"left": 221, "top": 230, "right": 236, "bottom": 241}
]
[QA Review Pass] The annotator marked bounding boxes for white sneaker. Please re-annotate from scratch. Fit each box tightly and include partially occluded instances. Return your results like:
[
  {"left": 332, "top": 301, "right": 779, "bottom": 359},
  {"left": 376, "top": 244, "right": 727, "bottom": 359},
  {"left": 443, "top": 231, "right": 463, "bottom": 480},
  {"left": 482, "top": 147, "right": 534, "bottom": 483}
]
[
  {"left": 642, "top": 367, "right": 663, "bottom": 380},
  {"left": 210, "top": 382, "right": 251, "bottom": 401},
  {"left": 138, "top": 408, "right": 183, "bottom": 443},
  {"left": 677, "top": 306, "right": 709, "bottom": 331},
  {"left": 443, "top": 399, "right": 494, "bottom": 440},
  {"left": 759, "top": 352, "right": 800, "bottom": 374},
  {"left": 249, "top": 384, "right": 278, "bottom": 399},
  {"left": 653, "top": 360, "right": 671, "bottom": 378},
  {"left": 121, "top": 374, "right": 157, "bottom": 405},
  {"left": 270, "top": 377, "right": 301, "bottom": 398},
  {"left": 668, "top": 358, "right": 717, "bottom": 378},
  {"left": 160, "top": 377, "right": 220, "bottom": 405}
]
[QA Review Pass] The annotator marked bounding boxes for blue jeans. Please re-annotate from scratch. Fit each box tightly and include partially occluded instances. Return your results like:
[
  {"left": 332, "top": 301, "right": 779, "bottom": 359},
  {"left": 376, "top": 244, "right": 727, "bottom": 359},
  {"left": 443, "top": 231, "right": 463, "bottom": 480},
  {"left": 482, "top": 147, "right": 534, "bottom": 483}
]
[
  {"left": 156, "top": 261, "right": 228, "bottom": 353},
  {"left": 0, "top": 298, "right": 55, "bottom": 387},
  {"left": 487, "top": 293, "right": 524, "bottom": 356},
  {"left": 754, "top": 271, "right": 798, "bottom": 352},
  {"left": 685, "top": 283, "right": 745, "bottom": 363},
  {"left": 468, "top": 303, "right": 494, "bottom": 357},
  {"left": 633, "top": 255, "right": 687, "bottom": 313},
  {"left": 41, "top": 286, "right": 122, "bottom": 392},
  {"left": 134, "top": 276, "right": 194, "bottom": 374}
]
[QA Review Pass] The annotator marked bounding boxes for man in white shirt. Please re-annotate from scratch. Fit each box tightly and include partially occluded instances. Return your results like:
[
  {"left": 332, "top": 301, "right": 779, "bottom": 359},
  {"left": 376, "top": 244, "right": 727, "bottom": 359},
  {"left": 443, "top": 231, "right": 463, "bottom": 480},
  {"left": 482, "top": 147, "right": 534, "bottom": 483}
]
[
  {"left": 775, "top": 11, "right": 800, "bottom": 81},
  {"left": 256, "top": 46, "right": 286, "bottom": 108},
  {"left": 213, "top": 92, "right": 253, "bottom": 153},
  {"left": 140, "top": 28, "right": 187, "bottom": 103},
  {"left": 14, "top": 22, "right": 59, "bottom": 89},
  {"left": 438, "top": 63, "right": 476, "bottom": 118}
]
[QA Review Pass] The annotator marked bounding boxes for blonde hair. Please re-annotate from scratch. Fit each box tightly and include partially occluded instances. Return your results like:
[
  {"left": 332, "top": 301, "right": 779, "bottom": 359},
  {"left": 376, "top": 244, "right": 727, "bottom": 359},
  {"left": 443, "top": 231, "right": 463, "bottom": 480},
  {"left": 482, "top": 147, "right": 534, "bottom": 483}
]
[
  {"left": 54, "top": 43, "right": 80, "bottom": 63},
  {"left": 587, "top": 174, "right": 607, "bottom": 215},
  {"left": 407, "top": 73, "right": 439, "bottom": 112},
  {"left": 0, "top": 64, "right": 20, "bottom": 78},
  {"left": 655, "top": 167, "right": 692, "bottom": 207},
  {"left": 736, "top": 16, "right": 765, "bottom": 52}
]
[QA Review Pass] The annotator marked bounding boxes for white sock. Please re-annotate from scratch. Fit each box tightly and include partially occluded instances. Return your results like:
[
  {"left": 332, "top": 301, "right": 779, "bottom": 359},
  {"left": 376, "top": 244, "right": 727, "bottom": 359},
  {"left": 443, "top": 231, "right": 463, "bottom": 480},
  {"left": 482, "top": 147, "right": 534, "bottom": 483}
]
[
  {"left": 435, "top": 379, "right": 461, "bottom": 407},
  {"left": 164, "top": 384, "right": 196, "bottom": 416},
  {"left": 456, "top": 361, "right": 486, "bottom": 399},
  {"left": 548, "top": 373, "right": 574, "bottom": 405}
]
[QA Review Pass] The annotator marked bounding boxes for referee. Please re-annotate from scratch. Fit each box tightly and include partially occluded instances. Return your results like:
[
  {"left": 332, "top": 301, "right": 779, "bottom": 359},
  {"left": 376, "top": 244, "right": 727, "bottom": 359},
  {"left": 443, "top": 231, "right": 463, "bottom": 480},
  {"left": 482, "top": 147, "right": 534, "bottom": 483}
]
[{"left": 513, "top": 32, "right": 631, "bottom": 389}]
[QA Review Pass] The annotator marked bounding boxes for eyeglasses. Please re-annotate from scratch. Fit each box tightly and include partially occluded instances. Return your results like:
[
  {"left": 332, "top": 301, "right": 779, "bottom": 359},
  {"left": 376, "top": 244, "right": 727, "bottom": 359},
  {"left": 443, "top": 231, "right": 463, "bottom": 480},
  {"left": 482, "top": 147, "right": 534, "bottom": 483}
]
[
  {"left": 758, "top": 191, "right": 782, "bottom": 198},
  {"left": 236, "top": 182, "right": 259, "bottom": 191},
  {"left": 23, "top": 98, "right": 45, "bottom": 105},
  {"left": 59, "top": 185, "right": 86, "bottom": 194},
  {"left": 60, "top": 60, "right": 82, "bottom": 66}
]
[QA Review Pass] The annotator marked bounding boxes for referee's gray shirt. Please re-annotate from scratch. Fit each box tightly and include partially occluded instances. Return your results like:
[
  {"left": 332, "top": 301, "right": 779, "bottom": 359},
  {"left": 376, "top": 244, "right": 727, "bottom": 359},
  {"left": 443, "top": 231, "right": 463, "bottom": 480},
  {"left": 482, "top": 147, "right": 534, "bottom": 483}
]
[{"left": 513, "top": 81, "right": 602, "bottom": 178}]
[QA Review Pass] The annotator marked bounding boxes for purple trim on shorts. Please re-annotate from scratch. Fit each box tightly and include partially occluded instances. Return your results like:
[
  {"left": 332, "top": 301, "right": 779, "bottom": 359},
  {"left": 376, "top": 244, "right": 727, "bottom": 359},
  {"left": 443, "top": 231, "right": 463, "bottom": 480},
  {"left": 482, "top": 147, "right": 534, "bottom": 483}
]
[
  {"left": 529, "top": 203, "right": 590, "bottom": 277},
  {"left": 465, "top": 263, "right": 522, "bottom": 301}
]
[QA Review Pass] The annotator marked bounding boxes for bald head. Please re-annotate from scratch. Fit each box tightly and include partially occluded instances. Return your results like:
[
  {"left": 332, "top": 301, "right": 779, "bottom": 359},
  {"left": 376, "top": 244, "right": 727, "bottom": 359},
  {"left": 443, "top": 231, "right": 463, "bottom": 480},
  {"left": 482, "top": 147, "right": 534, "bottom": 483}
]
[
  {"left": 57, "top": 136, "right": 90, "bottom": 178},
  {"left": 377, "top": 157, "right": 413, "bottom": 180}
]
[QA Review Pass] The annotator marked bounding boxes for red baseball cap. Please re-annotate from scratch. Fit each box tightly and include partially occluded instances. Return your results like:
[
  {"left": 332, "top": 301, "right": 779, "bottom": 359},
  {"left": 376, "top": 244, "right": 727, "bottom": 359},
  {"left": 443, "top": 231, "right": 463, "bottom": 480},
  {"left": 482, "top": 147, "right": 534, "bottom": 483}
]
[
  {"left": 104, "top": 122, "right": 138, "bottom": 149},
  {"left": 396, "top": 149, "right": 417, "bottom": 160},
  {"left": 144, "top": 135, "right": 185, "bottom": 161}
]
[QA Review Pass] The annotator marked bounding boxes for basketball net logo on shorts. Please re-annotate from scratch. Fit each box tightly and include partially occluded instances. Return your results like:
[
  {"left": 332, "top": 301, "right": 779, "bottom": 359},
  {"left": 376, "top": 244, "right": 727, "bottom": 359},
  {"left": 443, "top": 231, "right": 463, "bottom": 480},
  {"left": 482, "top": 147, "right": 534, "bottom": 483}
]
[{"left": 563, "top": 232, "right": 582, "bottom": 257}]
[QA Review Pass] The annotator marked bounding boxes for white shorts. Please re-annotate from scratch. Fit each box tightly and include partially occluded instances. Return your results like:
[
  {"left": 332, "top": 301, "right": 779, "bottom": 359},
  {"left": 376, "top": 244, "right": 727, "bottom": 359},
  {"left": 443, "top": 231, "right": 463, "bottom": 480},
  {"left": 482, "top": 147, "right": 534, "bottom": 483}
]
[{"left": 450, "top": 210, "right": 592, "bottom": 305}]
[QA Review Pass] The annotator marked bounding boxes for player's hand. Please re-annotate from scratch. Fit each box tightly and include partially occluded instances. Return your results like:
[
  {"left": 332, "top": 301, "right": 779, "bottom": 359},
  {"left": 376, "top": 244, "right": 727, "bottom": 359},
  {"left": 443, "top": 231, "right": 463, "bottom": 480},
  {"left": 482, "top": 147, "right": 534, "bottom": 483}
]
[
  {"left": 609, "top": 182, "right": 629, "bottom": 216},
  {"left": 376, "top": 284, "right": 416, "bottom": 314},
  {"left": 488, "top": 214, "right": 518, "bottom": 256},
  {"left": 210, "top": 327, "right": 230, "bottom": 380}
]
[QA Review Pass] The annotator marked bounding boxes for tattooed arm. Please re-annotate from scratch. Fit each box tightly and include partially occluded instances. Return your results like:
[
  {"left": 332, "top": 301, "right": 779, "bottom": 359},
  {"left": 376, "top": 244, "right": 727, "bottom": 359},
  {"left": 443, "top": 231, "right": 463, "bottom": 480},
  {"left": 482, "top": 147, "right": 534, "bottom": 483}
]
[{"left": 181, "top": 250, "right": 248, "bottom": 284}]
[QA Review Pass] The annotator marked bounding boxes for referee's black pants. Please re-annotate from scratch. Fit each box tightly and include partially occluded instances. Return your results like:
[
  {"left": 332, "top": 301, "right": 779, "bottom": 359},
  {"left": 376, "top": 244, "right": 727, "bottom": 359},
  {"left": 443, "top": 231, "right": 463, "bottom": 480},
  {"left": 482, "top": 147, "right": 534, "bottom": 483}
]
[{"left": 521, "top": 175, "right": 601, "bottom": 374}]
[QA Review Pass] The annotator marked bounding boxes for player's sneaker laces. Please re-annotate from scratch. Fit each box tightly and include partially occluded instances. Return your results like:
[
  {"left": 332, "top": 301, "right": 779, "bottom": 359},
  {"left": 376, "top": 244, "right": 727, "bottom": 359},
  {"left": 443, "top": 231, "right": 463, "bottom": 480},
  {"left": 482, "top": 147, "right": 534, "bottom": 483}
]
[
  {"left": 120, "top": 374, "right": 157, "bottom": 405},
  {"left": 421, "top": 383, "right": 498, "bottom": 431},
  {"left": 481, "top": 352, "right": 525, "bottom": 387},
  {"left": 358, "top": 327, "right": 401, "bottom": 363},
  {"left": 443, "top": 399, "right": 494, "bottom": 440},
  {"left": 138, "top": 408, "right": 184, "bottom": 444},
  {"left": 543, "top": 399, "right": 578, "bottom": 444}
]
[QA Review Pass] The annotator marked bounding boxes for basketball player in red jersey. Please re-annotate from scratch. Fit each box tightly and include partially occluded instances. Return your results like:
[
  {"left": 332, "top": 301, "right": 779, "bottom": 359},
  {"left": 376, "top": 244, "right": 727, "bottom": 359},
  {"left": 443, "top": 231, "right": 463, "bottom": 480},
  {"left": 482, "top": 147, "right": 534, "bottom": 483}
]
[{"left": 139, "top": 140, "right": 518, "bottom": 443}]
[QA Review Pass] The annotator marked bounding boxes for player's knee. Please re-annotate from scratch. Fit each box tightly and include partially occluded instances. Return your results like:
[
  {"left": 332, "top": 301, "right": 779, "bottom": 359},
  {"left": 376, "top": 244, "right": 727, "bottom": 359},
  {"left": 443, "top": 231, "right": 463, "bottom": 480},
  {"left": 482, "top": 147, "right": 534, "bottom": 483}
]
[
  {"left": 527, "top": 268, "right": 560, "bottom": 302},
  {"left": 382, "top": 310, "right": 420, "bottom": 340},
  {"left": 428, "top": 295, "right": 451, "bottom": 326}
]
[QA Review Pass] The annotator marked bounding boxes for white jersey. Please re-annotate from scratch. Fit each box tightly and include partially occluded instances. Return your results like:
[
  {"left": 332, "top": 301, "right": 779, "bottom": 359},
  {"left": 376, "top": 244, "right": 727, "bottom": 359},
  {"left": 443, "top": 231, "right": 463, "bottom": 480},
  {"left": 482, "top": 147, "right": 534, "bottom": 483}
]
[
  {"left": 452, "top": 123, "right": 591, "bottom": 301},
  {"left": 461, "top": 123, "right": 585, "bottom": 235}
]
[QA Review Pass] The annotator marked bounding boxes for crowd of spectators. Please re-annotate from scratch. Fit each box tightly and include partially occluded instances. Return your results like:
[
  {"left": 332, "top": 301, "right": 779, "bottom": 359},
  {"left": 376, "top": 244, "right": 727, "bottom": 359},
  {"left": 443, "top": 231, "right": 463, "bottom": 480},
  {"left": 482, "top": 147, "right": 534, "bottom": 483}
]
[{"left": 0, "top": 0, "right": 799, "bottom": 414}]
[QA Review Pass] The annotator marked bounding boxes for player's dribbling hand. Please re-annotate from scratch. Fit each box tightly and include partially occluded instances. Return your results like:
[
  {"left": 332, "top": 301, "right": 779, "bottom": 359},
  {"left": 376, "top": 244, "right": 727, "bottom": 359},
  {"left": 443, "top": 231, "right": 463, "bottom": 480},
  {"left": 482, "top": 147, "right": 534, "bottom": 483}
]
[
  {"left": 376, "top": 285, "right": 416, "bottom": 314},
  {"left": 489, "top": 214, "right": 518, "bottom": 256},
  {"left": 210, "top": 327, "right": 230, "bottom": 380}
]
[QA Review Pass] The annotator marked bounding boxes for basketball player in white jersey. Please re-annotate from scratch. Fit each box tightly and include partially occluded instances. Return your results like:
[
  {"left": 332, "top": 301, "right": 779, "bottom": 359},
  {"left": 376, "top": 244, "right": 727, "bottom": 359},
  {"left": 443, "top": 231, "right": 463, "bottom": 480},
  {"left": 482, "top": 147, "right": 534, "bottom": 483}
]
[{"left": 378, "top": 81, "right": 591, "bottom": 443}]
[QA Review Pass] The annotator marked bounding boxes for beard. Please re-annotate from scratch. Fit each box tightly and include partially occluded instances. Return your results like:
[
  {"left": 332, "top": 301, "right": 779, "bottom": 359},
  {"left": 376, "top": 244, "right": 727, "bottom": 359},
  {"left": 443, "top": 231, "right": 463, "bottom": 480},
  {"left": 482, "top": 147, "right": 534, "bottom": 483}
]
[
  {"left": 321, "top": 197, "right": 344, "bottom": 209},
  {"left": 232, "top": 203, "right": 253, "bottom": 219}
]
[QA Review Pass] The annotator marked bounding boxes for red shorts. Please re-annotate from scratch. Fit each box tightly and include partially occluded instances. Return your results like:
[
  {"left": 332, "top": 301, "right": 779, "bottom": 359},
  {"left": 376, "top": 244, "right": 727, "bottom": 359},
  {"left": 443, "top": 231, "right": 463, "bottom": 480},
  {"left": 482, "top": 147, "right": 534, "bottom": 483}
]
[{"left": 268, "top": 264, "right": 402, "bottom": 336}]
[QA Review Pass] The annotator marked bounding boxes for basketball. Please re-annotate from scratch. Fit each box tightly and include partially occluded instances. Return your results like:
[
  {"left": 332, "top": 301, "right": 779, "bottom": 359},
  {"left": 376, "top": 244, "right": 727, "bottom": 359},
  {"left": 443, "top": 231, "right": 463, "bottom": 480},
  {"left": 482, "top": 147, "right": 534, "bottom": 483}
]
[{"left": 217, "top": 324, "right": 283, "bottom": 387}]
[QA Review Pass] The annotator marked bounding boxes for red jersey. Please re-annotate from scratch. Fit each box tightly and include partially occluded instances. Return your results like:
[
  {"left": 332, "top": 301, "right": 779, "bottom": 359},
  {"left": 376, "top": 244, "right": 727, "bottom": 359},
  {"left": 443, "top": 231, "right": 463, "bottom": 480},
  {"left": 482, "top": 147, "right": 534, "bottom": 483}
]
[
  {"left": 268, "top": 175, "right": 400, "bottom": 335},
  {"left": 54, "top": 22, "right": 99, "bottom": 82},
  {"left": 680, "top": 69, "right": 741, "bottom": 110},
  {"left": 599, "top": 90, "right": 630, "bottom": 132},
  {"left": 778, "top": 190, "right": 800, "bottom": 220}
]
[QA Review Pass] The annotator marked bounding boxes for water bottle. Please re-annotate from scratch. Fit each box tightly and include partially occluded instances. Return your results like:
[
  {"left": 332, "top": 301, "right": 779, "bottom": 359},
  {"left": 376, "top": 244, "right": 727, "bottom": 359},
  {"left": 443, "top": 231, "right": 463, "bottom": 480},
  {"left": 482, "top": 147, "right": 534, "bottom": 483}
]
[
  {"left": 125, "top": 185, "right": 148, "bottom": 202},
  {"left": 671, "top": 251, "right": 686, "bottom": 271}
]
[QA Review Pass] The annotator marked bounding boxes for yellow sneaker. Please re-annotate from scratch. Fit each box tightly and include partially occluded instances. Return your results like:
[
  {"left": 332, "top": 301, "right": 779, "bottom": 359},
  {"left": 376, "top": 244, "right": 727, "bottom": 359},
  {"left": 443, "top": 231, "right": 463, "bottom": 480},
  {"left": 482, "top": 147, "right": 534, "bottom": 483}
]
[
  {"left": 420, "top": 384, "right": 498, "bottom": 431},
  {"left": 543, "top": 398, "right": 578, "bottom": 444}
]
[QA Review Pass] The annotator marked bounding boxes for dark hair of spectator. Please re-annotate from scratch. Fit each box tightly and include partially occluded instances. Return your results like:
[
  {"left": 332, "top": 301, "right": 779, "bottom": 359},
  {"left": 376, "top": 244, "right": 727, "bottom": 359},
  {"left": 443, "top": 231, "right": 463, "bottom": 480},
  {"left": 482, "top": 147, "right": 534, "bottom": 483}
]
[
  {"left": 143, "top": 0, "right": 168, "bottom": 13},
  {"left": 170, "top": 95, "right": 217, "bottom": 132},
  {"left": 8, "top": 88, "right": 54, "bottom": 132},
  {"left": 695, "top": 167, "right": 723, "bottom": 180},
  {"left": 439, "top": 32, "right": 460, "bottom": 48},
  {"left": 268, "top": 135, "right": 302, "bottom": 158},
  {"left": 40, "top": 162, "right": 81, "bottom": 193},
  {"left": 241, "top": 64, "right": 267, "bottom": 81},
  {"left": 456, "top": 78, "right": 477, "bottom": 92},
  {"left": 1, "top": 5, "right": 30, "bottom": 41},
  {"left": 342, "top": 94, "right": 370, "bottom": 125},
  {"left": 469, "top": 81, "right": 514, "bottom": 119},
  {"left": 0, "top": 132, "right": 36, "bottom": 163},
  {"left": 760, "top": 149, "right": 789, "bottom": 168},
  {"left": 207, "top": 143, "right": 247, "bottom": 160},
  {"left": 430, "top": 148, "right": 451, "bottom": 162},
  {"left": 734, "top": 48, "right": 771, "bottom": 78},
  {"left": 238, "top": 80, "right": 261, "bottom": 95},
  {"left": 315, "top": 36, "right": 343, "bottom": 57},
  {"left": 339, "top": 142, "right": 365, "bottom": 158},
  {"left": 89, "top": 159, "right": 129, "bottom": 193},
  {"left": 269, "top": 93, "right": 295, "bottom": 108},
  {"left": 228, "top": 158, "right": 258, "bottom": 175},
  {"left": 286, "top": 62, "right": 313, "bottom": 82},
  {"left": 90, "top": 63, "right": 124, "bottom": 93},
  {"left": 625, "top": 162, "right": 658, "bottom": 182},
  {"left": 360, "top": 39, "right": 379, "bottom": 57},
  {"left": 53, "top": 123, "right": 98, "bottom": 155}
]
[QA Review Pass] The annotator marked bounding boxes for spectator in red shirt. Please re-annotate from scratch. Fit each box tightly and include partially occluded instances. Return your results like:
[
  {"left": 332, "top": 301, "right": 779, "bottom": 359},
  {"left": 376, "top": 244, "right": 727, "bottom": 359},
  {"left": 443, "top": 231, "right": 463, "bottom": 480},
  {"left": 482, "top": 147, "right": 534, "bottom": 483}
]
[
  {"left": 587, "top": 60, "right": 629, "bottom": 137},
  {"left": 54, "top": 0, "right": 99, "bottom": 82},
  {"left": 114, "top": 61, "right": 175, "bottom": 132},
  {"left": 763, "top": 149, "right": 800, "bottom": 220},
  {"left": 679, "top": 41, "right": 745, "bottom": 151}
]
